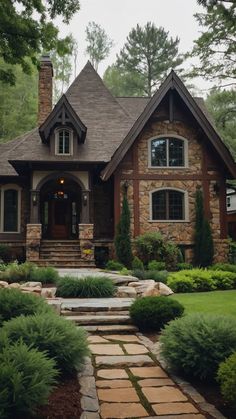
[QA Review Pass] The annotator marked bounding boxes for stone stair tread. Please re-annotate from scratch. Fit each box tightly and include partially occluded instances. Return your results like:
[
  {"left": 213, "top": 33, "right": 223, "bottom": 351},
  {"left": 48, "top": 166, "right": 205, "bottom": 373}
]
[
  {"left": 64, "top": 315, "right": 131, "bottom": 324},
  {"left": 81, "top": 325, "right": 138, "bottom": 333},
  {"left": 61, "top": 310, "right": 130, "bottom": 316},
  {"left": 61, "top": 298, "right": 134, "bottom": 311}
]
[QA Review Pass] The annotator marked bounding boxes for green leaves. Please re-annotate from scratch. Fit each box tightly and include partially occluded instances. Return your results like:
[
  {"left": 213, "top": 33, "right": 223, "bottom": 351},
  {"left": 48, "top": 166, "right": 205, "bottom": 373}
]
[{"left": 85, "top": 22, "right": 113, "bottom": 71}]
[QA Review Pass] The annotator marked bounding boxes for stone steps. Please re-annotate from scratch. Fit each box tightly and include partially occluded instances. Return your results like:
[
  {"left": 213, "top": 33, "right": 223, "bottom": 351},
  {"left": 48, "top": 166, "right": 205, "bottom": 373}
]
[
  {"left": 61, "top": 298, "right": 134, "bottom": 313},
  {"left": 62, "top": 310, "right": 130, "bottom": 316},
  {"left": 36, "top": 260, "right": 95, "bottom": 268},
  {"left": 64, "top": 314, "right": 131, "bottom": 325},
  {"left": 81, "top": 324, "right": 138, "bottom": 334}
]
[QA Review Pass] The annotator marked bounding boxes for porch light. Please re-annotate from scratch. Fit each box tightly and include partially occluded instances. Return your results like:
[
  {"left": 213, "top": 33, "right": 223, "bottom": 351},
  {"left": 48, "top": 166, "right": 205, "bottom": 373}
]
[
  {"left": 32, "top": 190, "right": 38, "bottom": 206},
  {"left": 83, "top": 193, "right": 88, "bottom": 206},
  {"left": 59, "top": 178, "right": 65, "bottom": 185}
]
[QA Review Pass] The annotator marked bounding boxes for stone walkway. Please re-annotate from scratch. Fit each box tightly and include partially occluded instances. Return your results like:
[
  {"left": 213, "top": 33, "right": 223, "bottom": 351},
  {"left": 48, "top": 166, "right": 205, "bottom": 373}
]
[{"left": 80, "top": 332, "right": 213, "bottom": 419}]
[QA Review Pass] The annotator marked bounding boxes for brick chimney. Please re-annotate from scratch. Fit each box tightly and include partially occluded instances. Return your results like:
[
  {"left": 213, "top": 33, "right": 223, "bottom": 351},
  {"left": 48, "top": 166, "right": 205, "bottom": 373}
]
[{"left": 38, "top": 55, "right": 53, "bottom": 126}]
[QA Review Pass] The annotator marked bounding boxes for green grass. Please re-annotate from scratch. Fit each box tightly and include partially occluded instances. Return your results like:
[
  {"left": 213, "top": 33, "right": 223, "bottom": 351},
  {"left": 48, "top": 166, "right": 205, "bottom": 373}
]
[{"left": 170, "top": 290, "right": 236, "bottom": 318}]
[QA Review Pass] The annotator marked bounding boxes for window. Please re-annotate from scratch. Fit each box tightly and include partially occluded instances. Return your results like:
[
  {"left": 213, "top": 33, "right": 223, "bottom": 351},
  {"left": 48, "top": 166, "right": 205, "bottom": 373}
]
[
  {"left": 151, "top": 189, "right": 187, "bottom": 221},
  {"left": 55, "top": 129, "right": 72, "bottom": 155},
  {"left": 150, "top": 136, "right": 187, "bottom": 167},
  {"left": 0, "top": 186, "right": 21, "bottom": 233}
]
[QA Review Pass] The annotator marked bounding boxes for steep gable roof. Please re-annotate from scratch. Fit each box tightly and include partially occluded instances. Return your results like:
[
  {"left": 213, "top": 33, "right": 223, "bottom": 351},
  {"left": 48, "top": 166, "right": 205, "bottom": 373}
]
[{"left": 101, "top": 70, "right": 236, "bottom": 180}]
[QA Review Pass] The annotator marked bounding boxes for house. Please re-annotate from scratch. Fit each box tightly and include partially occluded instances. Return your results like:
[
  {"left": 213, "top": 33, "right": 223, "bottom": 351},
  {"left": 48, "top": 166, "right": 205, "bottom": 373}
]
[
  {"left": 0, "top": 56, "right": 235, "bottom": 267},
  {"left": 226, "top": 183, "right": 236, "bottom": 241}
]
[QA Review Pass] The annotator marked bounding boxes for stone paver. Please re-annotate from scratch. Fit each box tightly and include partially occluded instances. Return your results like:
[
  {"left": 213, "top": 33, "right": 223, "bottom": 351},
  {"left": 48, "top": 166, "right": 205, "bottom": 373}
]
[
  {"left": 97, "top": 369, "right": 128, "bottom": 379},
  {"left": 138, "top": 378, "right": 175, "bottom": 387},
  {"left": 88, "top": 336, "right": 109, "bottom": 343},
  {"left": 152, "top": 402, "right": 199, "bottom": 415},
  {"left": 123, "top": 343, "right": 149, "bottom": 354},
  {"left": 89, "top": 344, "right": 124, "bottom": 355},
  {"left": 98, "top": 388, "right": 139, "bottom": 402},
  {"left": 142, "top": 386, "right": 188, "bottom": 403},
  {"left": 106, "top": 334, "right": 141, "bottom": 342},
  {"left": 96, "top": 354, "right": 154, "bottom": 367},
  {"left": 130, "top": 366, "right": 168, "bottom": 378},
  {"left": 96, "top": 379, "right": 132, "bottom": 388},
  {"left": 100, "top": 402, "right": 149, "bottom": 418}
]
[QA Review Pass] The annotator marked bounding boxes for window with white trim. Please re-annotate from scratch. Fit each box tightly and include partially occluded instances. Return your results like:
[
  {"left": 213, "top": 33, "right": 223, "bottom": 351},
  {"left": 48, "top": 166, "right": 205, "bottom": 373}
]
[
  {"left": 151, "top": 189, "right": 186, "bottom": 221},
  {"left": 0, "top": 185, "right": 21, "bottom": 233},
  {"left": 150, "top": 136, "right": 187, "bottom": 167},
  {"left": 55, "top": 129, "right": 73, "bottom": 155}
]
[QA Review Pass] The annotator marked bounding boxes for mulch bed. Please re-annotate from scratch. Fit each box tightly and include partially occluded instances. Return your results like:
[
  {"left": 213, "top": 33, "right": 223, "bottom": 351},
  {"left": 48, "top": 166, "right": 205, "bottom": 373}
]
[{"left": 36, "top": 376, "right": 82, "bottom": 419}]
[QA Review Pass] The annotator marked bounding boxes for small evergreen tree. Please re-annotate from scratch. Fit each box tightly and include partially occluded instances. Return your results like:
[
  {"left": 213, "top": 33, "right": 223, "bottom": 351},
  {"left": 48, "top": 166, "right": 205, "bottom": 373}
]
[
  {"left": 115, "top": 193, "right": 133, "bottom": 268},
  {"left": 194, "top": 188, "right": 214, "bottom": 267}
]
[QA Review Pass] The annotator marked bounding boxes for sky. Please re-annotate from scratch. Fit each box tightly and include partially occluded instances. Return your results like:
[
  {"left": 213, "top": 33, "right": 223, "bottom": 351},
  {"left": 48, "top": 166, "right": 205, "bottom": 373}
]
[{"left": 56, "top": 0, "right": 211, "bottom": 95}]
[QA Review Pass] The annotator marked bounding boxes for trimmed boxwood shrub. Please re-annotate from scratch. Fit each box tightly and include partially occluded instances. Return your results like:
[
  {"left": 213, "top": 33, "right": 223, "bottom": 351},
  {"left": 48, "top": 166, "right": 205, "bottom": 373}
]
[
  {"left": 30, "top": 266, "right": 59, "bottom": 284},
  {"left": 129, "top": 296, "right": 184, "bottom": 332},
  {"left": 0, "top": 288, "right": 52, "bottom": 326},
  {"left": 161, "top": 313, "right": 236, "bottom": 380},
  {"left": 148, "top": 260, "right": 166, "bottom": 271},
  {"left": 217, "top": 352, "right": 236, "bottom": 405},
  {"left": 106, "top": 260, "right": 124, "bottom": 271},
  {"left": 0, "top": 341, "right": 58, "bottom": 418},
  {"left": 56, "top": 276, "right": 116, "bottom": 298},
  {"left": 167, "top": 276, "right": 194, "bottom": 293},
  {"left": 2, "top": 313, "right": 89, "bottom": 375}
]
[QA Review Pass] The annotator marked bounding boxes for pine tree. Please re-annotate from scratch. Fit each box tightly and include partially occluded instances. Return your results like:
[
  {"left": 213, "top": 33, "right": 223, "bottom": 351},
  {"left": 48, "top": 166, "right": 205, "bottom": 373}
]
[
  {"left": 115, "top": 193, "right": 133, "bottom": 268},
  {"left": 194, "top": 188, "right": 214, "bottom": 267}
]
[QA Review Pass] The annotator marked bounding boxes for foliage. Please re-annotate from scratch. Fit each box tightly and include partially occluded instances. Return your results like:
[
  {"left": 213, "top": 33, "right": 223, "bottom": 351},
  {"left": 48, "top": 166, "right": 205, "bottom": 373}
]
[
  {"left": 211, "top": 270, "right": 235, "bottom": 290},
  {"left": 134, "top": 232, "right": 179, "bottom": 269},
  {"left": 0, "top": 340, "right": 58, "bottom": 418},
  {"left": 211, "top": 263, "right": 236, "bottom": 273},
  {"left": 194, "top": 188, "right": 214, "bottom": 267},
  {"left": 189, "top": 0, "right": 236, "bottom": 83},
  {"left": 85, "top": 22, "right": 113, "bottom": 71},
  {"left": 161, "top": 313, "right": 236, "bottom": 380},
  {"left": 119, "top": 267, "right": 131, "bottom": 276},
  {"left": 103, "top": 64, "right": 145, "bottom": 97},
  {"left": 0, "top": 244, "right": 12, "bottom": 263},
  {"left": 217, "top": 352, "right": 236, "bottom": 405},
  {"left": 0, "top": 261, "right": 36, "bottom": 283},
  {"left": 30, "top": 266, "right": 59, "bottom": 284},
  {"left": 132, "top": 269, "right": 168, "bottom": 283},
  {"left": 0, "top": 288, "right": 52, "bottom": 326},
  {"left": 2, "top": 313, "right": 89, "bottom": 375},
  {"left": 130, "top": 296, "right": 184, "bottom": 332},
  {"left": 116, "top": 22, "right": 183, "bottom": 96},
  {"left": 148, "top": 260, "right": 166, "bottom": 271},
  {"left": 0, "top": 0, "right": 80, "bottom": 85},
  {"left": 0, "top": 263, "right": 7, "bottom": 272},
  {"left": 132, "top": 256, "right": 144, "bottom": 271},
  {"left": 106, "top": 260, "right": 124, "bottom": 271},
  {"left": 56, "top": 276, "right": 116, "bottom": 298},
  {"left": 167, "top": 276, "right": 194, "bottom": 293},
  {"left": 115, "top": 193, "right": 133, "bottom": 268},
  {"left": 177, "top": 262, "right": 193, "bottom": 270}
]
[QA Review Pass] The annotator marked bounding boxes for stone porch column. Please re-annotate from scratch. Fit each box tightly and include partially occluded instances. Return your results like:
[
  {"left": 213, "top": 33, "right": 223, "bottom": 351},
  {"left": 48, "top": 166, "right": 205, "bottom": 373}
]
[
  {"left": 26, "top": 224, "right": 42, "bottom": 261},
  {"left": 78, "top": 224, "right": 94, "bottom": 261}
]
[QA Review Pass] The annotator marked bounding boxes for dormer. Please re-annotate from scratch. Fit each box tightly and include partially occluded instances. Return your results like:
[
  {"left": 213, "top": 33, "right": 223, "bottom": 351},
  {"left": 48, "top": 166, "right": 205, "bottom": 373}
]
[{"left": 39, "top": 94, "right": 87, "bottom": 147}]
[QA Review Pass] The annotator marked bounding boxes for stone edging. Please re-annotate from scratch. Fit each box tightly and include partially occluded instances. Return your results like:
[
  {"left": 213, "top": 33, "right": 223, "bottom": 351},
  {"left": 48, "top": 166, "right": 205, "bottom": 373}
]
[
  {"left": 137, "top": 333, "right": 227, "bottom": 419},
  {"left": 78, "top": 356, "right": 100, "bottom": 419}
]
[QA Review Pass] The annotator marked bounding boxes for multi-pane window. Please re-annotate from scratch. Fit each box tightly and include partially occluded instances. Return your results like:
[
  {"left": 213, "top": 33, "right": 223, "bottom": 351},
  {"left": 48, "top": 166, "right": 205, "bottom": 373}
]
[
  {"left": 150, "top": 137, "right": 185, "bottom": 167},
  {"left": 152, "top": 190, "right": 185, "bottom": 220},
  {"left": 57, "top": 129, "right": 71, "bottom": 155},
  {"left": 0, "top": 187, "right": 20, "bottom": 232}
]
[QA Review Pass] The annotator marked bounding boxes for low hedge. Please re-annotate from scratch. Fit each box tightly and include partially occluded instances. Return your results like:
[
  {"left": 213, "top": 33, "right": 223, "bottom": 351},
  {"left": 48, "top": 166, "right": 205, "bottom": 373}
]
[
  {"left": 129, "top": 296, "right": 184, "bottom": 332},
  {"left": 211, "top": 263, "right": 236, "bottom": 273},
  {"left": 0, "top": 341, "right": 58, "bottom": 418},
  {"left": 161, "top": 313, "right": 236, "bottom": 380},
  {"left": 132, "top": 269, "right": 169, "bottom": 283},
  {"left": 217, "top": 352, "right": 236, "bottom": 405},
  {"left": 56, "top": 275, "right": 116, "bottom": 298},
  {"left": 147, "top": 260, "right": 166, "bottom": 271},
  {"left": 106, "top": 260, "right": 124, "bottom": 271},
  {"left": 0, "top": 262, "right": 59, "bottom": 284}
]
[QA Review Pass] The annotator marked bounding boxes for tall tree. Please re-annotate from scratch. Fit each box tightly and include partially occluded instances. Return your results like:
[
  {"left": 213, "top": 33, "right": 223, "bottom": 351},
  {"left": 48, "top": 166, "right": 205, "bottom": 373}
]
[
  {"left": 0, "top": 0, "right": 80, "bottom": 85},
  {"left": 194, "top": 188, "right": 214, "bottom": 267},
  {"left": 190, "top": 0, "right": 236, "bottom": 84},
  {"left": 85, "top": 22, "right": 113, "bottom": 71},
  {"left": 115, "top": 192, "right": 133, "bottom": 268},
  {"left": 103, "top": 64, "right": 146, "bottom": 97},
  {"left": 116, "top": 22, "right": 183, "bottom": 96}
]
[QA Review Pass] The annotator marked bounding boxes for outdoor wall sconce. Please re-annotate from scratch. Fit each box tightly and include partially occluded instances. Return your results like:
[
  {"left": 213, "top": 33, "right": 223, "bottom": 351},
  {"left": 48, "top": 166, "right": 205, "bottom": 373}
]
[
  {"left": 32, "top": 190, "right": 38, "bottom": 206},
  {"left": 59, "top": 178, "right": 65, "bottom": 185},
  {"left": 83, "top": 193, "right": 88, "bottom": 206}
]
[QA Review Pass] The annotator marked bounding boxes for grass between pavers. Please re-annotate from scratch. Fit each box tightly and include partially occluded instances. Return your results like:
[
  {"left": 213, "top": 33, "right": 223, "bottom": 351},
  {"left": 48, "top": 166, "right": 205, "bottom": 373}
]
[
  {"left": 125, "top": 367, "right": 155, "bottom": 417},
  {"left": 170, "top": 290, "right": 236, "bottom": 317}
]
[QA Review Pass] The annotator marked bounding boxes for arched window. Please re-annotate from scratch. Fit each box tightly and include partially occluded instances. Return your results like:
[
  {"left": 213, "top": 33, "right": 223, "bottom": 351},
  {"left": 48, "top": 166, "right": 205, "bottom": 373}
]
[
  {"left": 0, "top": 186, "right": 21, "bottom": 232},
  {"left": 55, "top": 129, "right": 73, "bottom": 155},
  {"left": 151, "top": 189, "right": 187, "bottom": 221},
  {"left": 149, "top": 136, "right": 187, "bottom": 167}
]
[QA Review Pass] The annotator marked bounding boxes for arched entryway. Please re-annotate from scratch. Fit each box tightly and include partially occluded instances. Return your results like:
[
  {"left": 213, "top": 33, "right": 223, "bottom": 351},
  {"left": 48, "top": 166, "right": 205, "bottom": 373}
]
[{"left": 39, "top": 175, "right": 82, "bottom": 239}]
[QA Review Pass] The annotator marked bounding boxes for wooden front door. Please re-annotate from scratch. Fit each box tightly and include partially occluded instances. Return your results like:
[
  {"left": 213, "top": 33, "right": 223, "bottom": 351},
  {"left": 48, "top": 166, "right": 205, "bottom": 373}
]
[{"left": 51, "top": 200, "right": 69, "bottom": 239}]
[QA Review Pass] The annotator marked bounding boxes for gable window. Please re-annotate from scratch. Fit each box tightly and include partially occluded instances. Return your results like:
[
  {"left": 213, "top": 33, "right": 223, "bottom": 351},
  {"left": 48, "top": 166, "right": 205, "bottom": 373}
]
[
  {"left": 149, "top": 136, "right": 187, "bottom": 167},
  {"left": 0, "top": 185, "right": 21, "bottom": 233},
  {"left": 151, "top": 189, "right": 187, "bottom": 221},
  {"left": 55, "top": 129, "right": 73, "bottom": 155}
]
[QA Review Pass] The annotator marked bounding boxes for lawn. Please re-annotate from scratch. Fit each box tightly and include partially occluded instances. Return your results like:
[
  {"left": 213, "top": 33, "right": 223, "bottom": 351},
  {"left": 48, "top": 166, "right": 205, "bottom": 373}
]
[{"left": 171, "top": 290, "right": 236, "bottom": 317}]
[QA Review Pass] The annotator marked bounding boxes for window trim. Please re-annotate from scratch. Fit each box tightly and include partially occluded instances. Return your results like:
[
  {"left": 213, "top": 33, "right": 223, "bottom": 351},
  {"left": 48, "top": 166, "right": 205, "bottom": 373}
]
[
  {"left": 0, "top": 184, "right": 21, "bottom": 233},
  {"left": 55, "top": 128, "right": 73, "bottom": 156},
  {"left": 148, "top": 135, "right": 189, "bottom": 169},
  {"left": 149, "top": 187, "right": 189, "bottom": 223}
]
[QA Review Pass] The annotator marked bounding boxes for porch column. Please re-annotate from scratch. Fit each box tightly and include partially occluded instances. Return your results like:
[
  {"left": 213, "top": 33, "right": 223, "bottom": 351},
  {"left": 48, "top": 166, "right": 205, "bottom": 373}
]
[
  {"left": 30, "top": 189, "right": 40, "bottom": 223},
  {"left": 78, "top": 224, "right": 94, "bottom": 262},
  {"left": 81, "top": 190, "right": 90, "bottom": 223},
  {"left": 26, "top": 223, "right": 42, "bottom": 261}
]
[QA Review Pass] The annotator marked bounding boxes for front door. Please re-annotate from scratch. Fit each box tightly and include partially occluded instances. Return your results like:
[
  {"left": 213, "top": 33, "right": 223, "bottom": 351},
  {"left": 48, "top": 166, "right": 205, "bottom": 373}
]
[{"left": 51, "top": 200, "right": 69, "bottom": 239}]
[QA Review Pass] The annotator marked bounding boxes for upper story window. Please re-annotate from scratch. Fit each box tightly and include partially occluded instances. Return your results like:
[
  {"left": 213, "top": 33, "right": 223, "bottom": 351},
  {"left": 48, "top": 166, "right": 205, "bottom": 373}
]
[
  {"left": 151, "top": 188, "right": 188, "bottom": 221},
  {"left": 55, "top": 129, "right": 73, "bottom": 155},
  {"left": 149, "top": 136, "right": 187, "bottom": 168},
  {"left": 0, "top": 185, "right": 21, "bottom": 233}
]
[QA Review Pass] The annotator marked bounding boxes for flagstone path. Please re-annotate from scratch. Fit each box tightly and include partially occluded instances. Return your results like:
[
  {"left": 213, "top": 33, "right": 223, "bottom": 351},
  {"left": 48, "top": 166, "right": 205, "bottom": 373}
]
[{"left": 81, "top": 333, "right": 211, "bottom": 419}]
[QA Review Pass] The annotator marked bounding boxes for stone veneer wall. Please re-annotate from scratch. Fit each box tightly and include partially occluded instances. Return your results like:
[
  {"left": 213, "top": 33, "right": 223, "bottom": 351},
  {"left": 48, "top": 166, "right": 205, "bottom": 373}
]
[
  {"left": 79, "top": 224, "right": 95, "bottom": 261},
  {"left": 26, "top": 224, "right": 42, "bottom": 261}
]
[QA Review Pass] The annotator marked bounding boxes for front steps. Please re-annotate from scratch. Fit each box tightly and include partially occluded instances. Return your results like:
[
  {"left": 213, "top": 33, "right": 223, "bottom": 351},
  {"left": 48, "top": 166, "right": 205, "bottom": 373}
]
[{"left": 37, "top": 240, "right": 95, "bottom": 268}]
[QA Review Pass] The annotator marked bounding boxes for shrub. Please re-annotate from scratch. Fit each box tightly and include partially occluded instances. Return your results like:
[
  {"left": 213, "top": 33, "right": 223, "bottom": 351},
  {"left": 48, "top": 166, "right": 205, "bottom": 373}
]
[
  {"left": 119, "top": 267, "right": 131, "bottom": 276},
  {"left": 166, "top": 269, "right": 230, "bottom": 293},
  {"left": 217, "top": 352, "right": 236, "bottom": 405},
  {"left": 30, "top": 266, "right": 59, "bottom": 284},
  {"left": 2, "top": 313, "right": 89, "bottom": 375},
  {"left": 0, "top": 244, "right": 12, "bottom": 263},
  {"left": 0, "top": 263, "right": 7, "bottom": 272},
  {"left": 211, "top": 263, "right": 236, "bottom": 273},
  {"left": 211, "top": 270, "right": 235, "bottom": 290},
  {"left": 0, "top": 341, "right": 58, "bottom": 418},
  {"left": 56, "top": 276, "right": 116, "bottom": 298},
  {"left": 192, "top": 273, "right": 216, "bottom": 292},
  {"left": 161, "top": 313, "right": 236, "bottom": 380},
  {"left": 144, "top": 270, "right": 169, "bottom": 283},
  {"left": 0, "top": 288, "right": 52, "bottom": 326},
  {"left": 132, "top": 256, "right": 144, "bottom": 270},
  {"left": 148, "top": 260, "right": 166, "bottom": 271},
  {"left": 106, "top": 260, "right": 124, "bottom": 271},
  {"left": 132, "top": 269, "right": 146, "bottom": 280},
  {"left": 115, "top": 193, "right": 133, "bottom": 268},
  {"left": 167, "top": 276, "right": 194, "bottom": 293},
  {"left": 129, "top": 296, "right": 184, "bottom": 332},
  {"left": 1, "top": 261, "right": 36, "bottom": 283},
  {"left": 177, "top": 262, "right": 193, "bottom": 270}
]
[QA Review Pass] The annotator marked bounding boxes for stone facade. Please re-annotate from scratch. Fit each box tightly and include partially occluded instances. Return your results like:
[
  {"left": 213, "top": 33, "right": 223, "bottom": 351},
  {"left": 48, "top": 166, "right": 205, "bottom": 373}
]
[
  {"left": 79, "top": 224, "right": 95, "bottom": 261},
  {"left": 26, "top": 224, "right": 42, "bottom": 261},
  {"left": 38, "top": 56, "right": 53, "bottom": 125}
]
